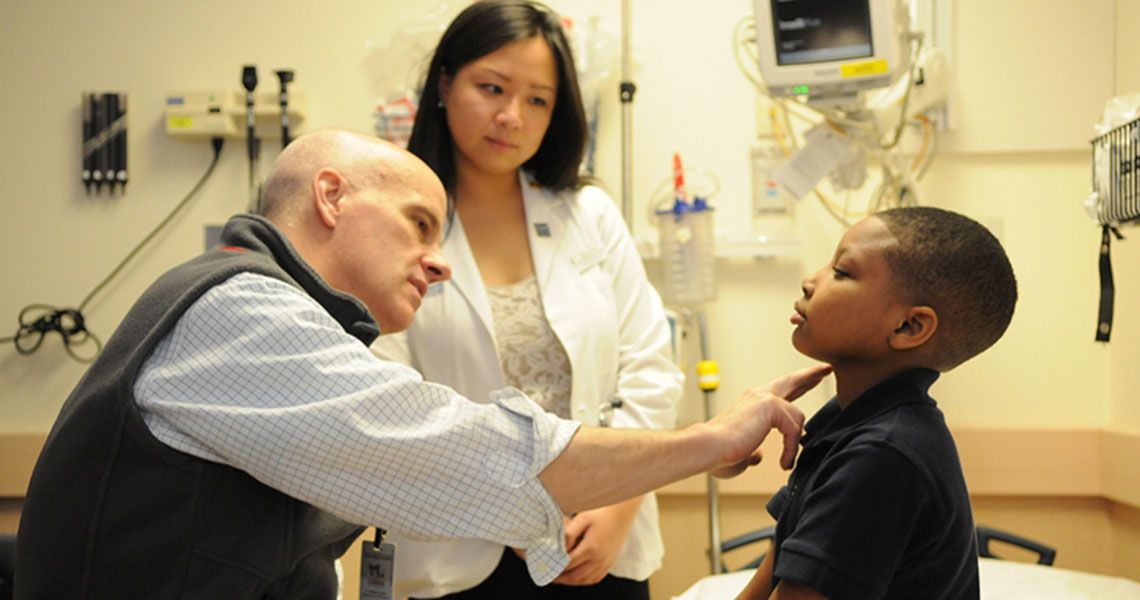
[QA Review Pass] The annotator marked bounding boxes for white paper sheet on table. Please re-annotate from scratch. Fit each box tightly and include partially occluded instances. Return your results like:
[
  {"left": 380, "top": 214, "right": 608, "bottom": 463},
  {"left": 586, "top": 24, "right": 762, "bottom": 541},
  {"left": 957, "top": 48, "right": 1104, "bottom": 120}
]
[{"left": 673, "top": 558, "right": 1140, "bottom": 599}]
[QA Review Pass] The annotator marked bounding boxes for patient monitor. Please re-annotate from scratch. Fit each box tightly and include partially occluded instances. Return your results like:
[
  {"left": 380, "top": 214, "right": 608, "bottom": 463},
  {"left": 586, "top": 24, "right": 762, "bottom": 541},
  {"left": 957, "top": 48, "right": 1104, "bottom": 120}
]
[
  {"left": 752, "top": 0, "right": 912, "bottom": 102},
  {"left": 746, "top": 0, "right": 950, "bottom": 207}
]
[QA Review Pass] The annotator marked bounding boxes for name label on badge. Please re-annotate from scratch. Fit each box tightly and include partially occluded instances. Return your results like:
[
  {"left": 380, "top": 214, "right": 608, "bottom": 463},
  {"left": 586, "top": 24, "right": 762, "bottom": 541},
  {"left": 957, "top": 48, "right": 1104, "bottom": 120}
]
[
  {"left": 571, "top": 247, "right": 605, "bottom": 272},
  {"left": 359, "top": 538, "right": 396, "bottom": 600}
]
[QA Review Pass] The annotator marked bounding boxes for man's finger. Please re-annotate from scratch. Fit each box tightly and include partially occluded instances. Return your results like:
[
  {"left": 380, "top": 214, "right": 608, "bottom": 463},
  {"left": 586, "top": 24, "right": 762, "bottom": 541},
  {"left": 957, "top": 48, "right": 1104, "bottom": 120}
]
[
  {"left": 783, "top": 364, "right": 832, "bottom": 400},
  {"left": 774, "top": 404, "right": 805, "bottom": 470},
  {"left": 766, "top": 364, "right": 832, "bottom": 401}
]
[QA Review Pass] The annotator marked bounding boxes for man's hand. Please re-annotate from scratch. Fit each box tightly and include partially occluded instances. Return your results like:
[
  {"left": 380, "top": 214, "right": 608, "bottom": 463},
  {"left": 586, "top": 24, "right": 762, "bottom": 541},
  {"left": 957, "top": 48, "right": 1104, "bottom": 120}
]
[
  {"left": 538, "top": 364, "right": 830, "bottom": 516},
  {"left": 708, "top": 364, "right": 831, "bottom": 478}
]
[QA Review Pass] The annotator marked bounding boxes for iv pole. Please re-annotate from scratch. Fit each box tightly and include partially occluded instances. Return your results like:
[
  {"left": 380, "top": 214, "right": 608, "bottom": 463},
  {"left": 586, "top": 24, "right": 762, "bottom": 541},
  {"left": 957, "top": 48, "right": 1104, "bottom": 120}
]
[
  {"left": 619, "top": 0, "right": 635, "bottom": 227},
  {"left": 694, "top": 309, "right": 723, "bottom": 574},
  {"left": 618, "top": 0, "right": 722, "bottom": 575}
]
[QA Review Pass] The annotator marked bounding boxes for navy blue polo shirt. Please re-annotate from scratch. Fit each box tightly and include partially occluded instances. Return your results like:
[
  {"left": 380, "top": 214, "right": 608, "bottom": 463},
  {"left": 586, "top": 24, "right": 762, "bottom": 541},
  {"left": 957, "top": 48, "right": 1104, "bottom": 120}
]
[{"left": 767, "top": 368, "right": 979, "bottom": 600}]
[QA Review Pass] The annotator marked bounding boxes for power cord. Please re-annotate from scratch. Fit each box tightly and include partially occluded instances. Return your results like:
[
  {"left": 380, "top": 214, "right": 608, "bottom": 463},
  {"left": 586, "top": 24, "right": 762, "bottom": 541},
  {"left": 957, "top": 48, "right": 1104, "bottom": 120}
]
[{"left": 0, "top": 137, "right": 226, "bottom": 363}]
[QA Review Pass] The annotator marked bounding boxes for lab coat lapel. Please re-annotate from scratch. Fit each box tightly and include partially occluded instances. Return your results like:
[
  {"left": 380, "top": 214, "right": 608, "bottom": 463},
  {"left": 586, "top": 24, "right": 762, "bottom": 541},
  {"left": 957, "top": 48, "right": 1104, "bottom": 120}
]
[
  {"left": 521, "top": 172, "right": 569, "bottom": 291},
  {"left": 441, "top": 213, "right": 496, "bottom": 341}
]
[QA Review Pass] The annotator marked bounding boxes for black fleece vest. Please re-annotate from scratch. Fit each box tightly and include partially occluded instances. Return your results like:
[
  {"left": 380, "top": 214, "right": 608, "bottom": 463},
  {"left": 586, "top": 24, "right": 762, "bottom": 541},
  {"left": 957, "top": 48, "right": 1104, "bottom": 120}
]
[{"left": 16, "top": 215, "right": 378, "bottom": 599}]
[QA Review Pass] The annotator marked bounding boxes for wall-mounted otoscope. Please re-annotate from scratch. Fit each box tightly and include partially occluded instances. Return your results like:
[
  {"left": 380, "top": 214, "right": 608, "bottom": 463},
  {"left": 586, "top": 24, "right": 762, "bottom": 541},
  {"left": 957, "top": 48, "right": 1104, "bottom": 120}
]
[
  {"left": 241, "top": 64, "right": 260, "bottom": 210},
  {"left": 275, "top": 69, "right": 294, "bottom": 147}
]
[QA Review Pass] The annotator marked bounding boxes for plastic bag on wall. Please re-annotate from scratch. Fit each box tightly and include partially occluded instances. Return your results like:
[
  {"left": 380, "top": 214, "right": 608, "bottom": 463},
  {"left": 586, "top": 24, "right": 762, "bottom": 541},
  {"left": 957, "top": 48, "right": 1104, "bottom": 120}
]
[
  {"left": 362, "top": 3, "right": 464, "bottom": 146},
  {"left": 562, "top": 14, "right": 618, "bottom": 177},
  {"left": 1097, "top": 93, "right": 1140, "bottom": 134}
]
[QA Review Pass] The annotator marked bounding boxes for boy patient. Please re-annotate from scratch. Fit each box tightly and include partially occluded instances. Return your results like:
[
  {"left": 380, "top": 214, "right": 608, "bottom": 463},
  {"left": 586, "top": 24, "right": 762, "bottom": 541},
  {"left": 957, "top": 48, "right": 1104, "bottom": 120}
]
[{"left": 739, "top": 207, "right": 1017, "bottom": 600}]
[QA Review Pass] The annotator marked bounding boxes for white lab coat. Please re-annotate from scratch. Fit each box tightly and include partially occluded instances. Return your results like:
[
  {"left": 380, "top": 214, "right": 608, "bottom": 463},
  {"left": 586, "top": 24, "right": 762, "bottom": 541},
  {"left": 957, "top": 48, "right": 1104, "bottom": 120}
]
[{"left": 371, "top": 172, "right": 683, "bottom": 598}]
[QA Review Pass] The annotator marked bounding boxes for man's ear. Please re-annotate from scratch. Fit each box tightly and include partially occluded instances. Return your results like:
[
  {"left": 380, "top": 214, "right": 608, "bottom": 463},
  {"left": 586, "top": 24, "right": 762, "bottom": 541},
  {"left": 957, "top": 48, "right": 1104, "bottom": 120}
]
[
  {"left": 312, "top": 168, "right": 347, "bottom": 228},
  {"left": 889, "top": 306, "right": 938, "bottom": 351}
]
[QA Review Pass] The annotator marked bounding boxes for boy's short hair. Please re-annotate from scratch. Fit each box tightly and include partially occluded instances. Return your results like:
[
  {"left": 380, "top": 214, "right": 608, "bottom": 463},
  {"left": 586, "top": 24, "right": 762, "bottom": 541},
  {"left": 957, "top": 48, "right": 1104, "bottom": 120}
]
[{"left": 875, "top": 206, "right": 1017, "bottom": 370}]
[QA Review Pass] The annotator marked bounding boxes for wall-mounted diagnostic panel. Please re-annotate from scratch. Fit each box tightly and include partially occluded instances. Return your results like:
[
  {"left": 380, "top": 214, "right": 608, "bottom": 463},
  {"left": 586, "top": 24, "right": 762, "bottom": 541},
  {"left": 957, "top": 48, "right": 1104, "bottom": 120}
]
[{"left": 163, "top": 90, "right": 306, "bottom": 139}]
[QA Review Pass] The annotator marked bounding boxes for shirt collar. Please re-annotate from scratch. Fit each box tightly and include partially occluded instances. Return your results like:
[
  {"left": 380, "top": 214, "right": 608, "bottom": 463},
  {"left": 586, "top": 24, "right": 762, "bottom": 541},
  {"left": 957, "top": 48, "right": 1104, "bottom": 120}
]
[
  {"left": 803, "top": 368, "right": 940, "bottom": 445},
  {"left": 217, "top": 214, "right": 381, "bottom": 345}
]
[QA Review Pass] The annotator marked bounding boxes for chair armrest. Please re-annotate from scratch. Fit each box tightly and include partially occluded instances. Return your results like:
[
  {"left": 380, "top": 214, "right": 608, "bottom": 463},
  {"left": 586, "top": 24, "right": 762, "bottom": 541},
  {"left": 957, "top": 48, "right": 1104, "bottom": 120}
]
[
  {"left": 976, "top": 525, "right": 1056, "bottom": 566},
  {"left": 719, "top": 526, "right": 776, "bottom": 571}
]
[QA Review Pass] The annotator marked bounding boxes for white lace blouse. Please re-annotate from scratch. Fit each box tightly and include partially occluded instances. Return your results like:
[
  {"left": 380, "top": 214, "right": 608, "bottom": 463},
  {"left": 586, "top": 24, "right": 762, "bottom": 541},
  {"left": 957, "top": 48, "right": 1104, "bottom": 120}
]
[{"left": 486, "top": 275, "right": 573, "bottom": 419}]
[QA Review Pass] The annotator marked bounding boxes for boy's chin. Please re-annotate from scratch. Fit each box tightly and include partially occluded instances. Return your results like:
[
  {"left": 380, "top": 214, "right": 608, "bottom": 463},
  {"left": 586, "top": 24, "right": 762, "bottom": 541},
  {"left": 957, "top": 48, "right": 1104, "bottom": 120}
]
[
  {"left": 790, "top": 330, "right": 811, "bottom": 356},
  {"left": 791, "top": 335, "right": 828, "bottom": 364}
]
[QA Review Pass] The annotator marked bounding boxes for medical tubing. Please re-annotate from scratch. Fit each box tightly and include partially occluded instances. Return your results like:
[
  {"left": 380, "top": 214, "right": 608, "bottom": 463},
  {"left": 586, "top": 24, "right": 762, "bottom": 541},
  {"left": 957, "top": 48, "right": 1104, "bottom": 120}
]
[
  {"left": 878, "top": 33, "right": 925, "bottom": 151},
  {"left": 0, "top": 138, "right": 225, "bottom": 363},
  {"left": 80, "top": 138, "right": 224, "bottom": 312}
]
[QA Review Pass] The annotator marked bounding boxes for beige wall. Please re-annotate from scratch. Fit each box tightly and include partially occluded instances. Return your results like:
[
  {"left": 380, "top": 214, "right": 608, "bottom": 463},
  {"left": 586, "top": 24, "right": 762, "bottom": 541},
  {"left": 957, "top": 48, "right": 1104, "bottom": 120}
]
[
  {"left": 1111, "top": 0, "right": 1140, "bottom": 432},
  {"left": 1, "top": 1, "right": 1130, "bottom": 438},
  {"left": 2, "top": 0, "right": 1140, "bottom": 599},
  {"left": 1106, "top": 0, "right": 1140, "bottom": 579}
]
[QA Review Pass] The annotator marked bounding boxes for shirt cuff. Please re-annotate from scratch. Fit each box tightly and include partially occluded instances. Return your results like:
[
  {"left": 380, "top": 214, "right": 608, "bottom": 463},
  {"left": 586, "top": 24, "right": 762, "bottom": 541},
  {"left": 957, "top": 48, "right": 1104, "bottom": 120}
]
[
  {"left": 489, "top": 388, "right": 581, "bottom": 585},
  {"left": 774, "top": 545, "right": 880, "bottom": 600}
]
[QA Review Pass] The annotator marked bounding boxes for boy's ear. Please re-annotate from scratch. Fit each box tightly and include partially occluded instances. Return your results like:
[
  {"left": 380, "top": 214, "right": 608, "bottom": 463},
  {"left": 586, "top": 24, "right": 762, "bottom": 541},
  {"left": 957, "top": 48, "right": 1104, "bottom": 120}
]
[{"left": 889, "top": 306, "right": 938, "bottom": 351}]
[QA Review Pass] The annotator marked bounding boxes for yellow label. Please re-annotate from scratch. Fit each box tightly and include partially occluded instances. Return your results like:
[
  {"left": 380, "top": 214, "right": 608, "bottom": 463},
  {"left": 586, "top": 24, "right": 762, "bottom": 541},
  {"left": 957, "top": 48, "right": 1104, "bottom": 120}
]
[
  {"left": 167, "top": 115, "right": 193, "bottom": 130},
  {"left": 840, "top": 59, "right": 889, "bottom": 78}
]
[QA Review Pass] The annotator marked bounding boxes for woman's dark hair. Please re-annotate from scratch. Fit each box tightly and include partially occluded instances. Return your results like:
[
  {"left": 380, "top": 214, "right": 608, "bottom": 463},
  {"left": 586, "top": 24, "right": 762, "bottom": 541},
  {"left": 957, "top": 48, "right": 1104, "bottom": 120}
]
[{"left": 407, "top": 0, "right": 588, "bottom": 193}]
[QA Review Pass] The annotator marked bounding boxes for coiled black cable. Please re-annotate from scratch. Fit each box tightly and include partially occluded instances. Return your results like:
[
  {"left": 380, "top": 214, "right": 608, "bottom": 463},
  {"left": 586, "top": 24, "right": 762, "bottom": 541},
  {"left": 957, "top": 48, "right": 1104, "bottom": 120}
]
[
  {"left": 0, "top": 138, "right": 225, "bottom": 363},
  {"left": 4, "top": 305, "right": 99, "bottom": 363}
]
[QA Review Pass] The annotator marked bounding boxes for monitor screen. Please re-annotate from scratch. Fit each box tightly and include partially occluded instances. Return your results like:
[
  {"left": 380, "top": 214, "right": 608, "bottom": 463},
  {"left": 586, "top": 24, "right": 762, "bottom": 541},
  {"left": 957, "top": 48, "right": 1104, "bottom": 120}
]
[
  {"left": 754, "top": 0, "right": 909, "bottom": 99},
  {"left": 771, "top": 0, "right": 874, "bottom": 66}
]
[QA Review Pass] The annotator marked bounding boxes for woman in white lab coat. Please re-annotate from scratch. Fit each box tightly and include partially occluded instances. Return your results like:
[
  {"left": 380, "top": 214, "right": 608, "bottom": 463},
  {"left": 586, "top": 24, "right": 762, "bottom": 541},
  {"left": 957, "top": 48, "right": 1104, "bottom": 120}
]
[{"left": 370, "top": 2, "right": 683, "bottom": 599}]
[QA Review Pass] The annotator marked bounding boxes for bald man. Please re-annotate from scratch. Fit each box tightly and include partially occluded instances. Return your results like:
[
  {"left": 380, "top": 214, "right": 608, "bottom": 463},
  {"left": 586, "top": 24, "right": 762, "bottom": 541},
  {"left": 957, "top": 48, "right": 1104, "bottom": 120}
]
[{"left": 16, "top": 130, "right": 829, "bottom": 599}]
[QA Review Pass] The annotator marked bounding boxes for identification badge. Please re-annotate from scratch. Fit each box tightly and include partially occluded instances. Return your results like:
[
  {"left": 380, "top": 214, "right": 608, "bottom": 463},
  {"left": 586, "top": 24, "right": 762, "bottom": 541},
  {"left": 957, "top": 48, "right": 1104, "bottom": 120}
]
[
  {"left": 571, "top": 246, "right": 605, "bottom": 272},
  {"left": 359, "top": 528, "right": 396, "bottom": 600}
]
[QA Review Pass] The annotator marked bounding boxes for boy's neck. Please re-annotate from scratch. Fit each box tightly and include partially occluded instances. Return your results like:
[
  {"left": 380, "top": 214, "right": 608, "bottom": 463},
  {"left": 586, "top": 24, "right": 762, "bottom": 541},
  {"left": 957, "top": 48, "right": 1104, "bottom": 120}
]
[{"left": 832, "top": 362, "right": 923, "bottom": 409}]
